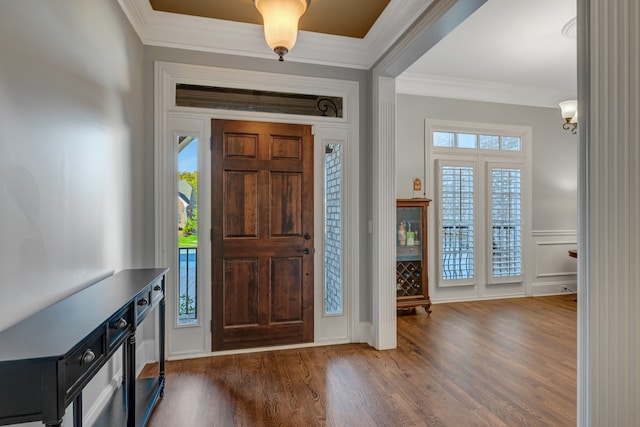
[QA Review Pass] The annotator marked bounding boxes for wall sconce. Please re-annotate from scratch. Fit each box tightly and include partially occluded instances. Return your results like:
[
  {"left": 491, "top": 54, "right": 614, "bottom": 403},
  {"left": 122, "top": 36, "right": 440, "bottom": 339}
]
[
  {"left": 255, "top": 0, "right": 310, "bottom": 61},
  {"left": 559, "top": 100, "right": 578, "bottom": 134}
]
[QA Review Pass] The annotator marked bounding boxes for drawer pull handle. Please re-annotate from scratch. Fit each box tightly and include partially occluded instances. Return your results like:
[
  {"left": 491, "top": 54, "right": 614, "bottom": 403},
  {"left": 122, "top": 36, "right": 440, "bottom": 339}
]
[
  {"left": 115, "top": 318, "right": 128, "bottom": 329},
  {"left": 81, "top": 349, "right": 96, "bottom": 365},
  {"left": 153, "top": 285, "right": 162, "bottom": 291},
  {"left": 138, "top": 298, "right": 149, "bottom": 306}
]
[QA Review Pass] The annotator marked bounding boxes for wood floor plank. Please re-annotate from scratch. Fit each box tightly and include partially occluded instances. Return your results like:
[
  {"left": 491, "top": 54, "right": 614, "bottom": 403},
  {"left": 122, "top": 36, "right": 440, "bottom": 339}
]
[{"left": 141, "top": 295, "right": 576, "bottom": 426}]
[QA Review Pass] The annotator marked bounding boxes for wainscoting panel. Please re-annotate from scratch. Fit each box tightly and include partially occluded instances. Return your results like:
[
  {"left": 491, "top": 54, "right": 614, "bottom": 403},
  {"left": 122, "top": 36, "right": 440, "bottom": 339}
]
[{"left": 530, "top": 231, "right": 577, "bottom": 296}]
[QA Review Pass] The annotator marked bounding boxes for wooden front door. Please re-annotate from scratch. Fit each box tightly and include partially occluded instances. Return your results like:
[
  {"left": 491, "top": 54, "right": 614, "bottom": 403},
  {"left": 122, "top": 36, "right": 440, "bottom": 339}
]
[{"left": 211, "top": 119, "right": 314, "bottom": 351}]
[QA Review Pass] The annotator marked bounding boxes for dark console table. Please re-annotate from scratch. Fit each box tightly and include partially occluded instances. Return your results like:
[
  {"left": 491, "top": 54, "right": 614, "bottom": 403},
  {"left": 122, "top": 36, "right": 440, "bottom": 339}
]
[{"left": 0, "top": 268, "right": 168, "bottom": 426}]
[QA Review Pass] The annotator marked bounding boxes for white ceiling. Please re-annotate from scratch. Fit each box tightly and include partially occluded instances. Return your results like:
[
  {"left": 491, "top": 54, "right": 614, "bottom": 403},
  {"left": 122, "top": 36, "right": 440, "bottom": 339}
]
[
  {"left": 398, "top": 0, "right": 578, "bottom": 107},
  {"left": 118, "top": 0, "right": 577, "bottom": 108}
]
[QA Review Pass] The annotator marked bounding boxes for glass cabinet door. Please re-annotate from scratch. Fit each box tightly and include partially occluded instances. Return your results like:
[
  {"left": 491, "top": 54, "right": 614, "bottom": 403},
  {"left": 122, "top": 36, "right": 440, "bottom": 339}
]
[
  {"left": 397, "top": 207, "right": 423, "bottom": 261},
  {"left": 396, "top": 199, "right": 431, "bottom": 313}
]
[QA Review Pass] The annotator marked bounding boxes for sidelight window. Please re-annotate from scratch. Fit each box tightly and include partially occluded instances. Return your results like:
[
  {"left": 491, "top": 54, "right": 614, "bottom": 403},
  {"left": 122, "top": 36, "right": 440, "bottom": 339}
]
[
  {"left": 324, "top": 144, "right": 343, "bottom": 315},
  {"left": 177, "top": 136, "right": 199, "bottom": 325}
]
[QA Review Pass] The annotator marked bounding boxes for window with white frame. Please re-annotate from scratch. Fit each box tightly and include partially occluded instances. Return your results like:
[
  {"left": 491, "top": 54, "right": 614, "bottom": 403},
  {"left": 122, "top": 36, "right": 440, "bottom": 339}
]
[
  {"left": 439, "top": 163, "right": 475, "bottom": 283},
  {"left": 489, "top": 165, "right": 522, "bottom": 279},
  {"left": 430, "top": 122, "right": 529, "bottom": 288}
]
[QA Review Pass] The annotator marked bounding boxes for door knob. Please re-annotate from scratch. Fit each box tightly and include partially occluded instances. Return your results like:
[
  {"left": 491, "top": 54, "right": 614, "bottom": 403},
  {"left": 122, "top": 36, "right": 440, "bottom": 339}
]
[
  {"left": 304, "top": 233, "right": 311, "bottom": 240},
  {"left": 300, "top": 248, "right": 311, "bottom": 255}
]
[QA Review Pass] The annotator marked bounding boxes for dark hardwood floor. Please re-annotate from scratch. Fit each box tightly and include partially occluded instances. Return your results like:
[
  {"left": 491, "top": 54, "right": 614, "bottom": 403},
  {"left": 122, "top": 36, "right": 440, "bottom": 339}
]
[{"left": 141, "top": 295, "right": 577, "bottom": 426}]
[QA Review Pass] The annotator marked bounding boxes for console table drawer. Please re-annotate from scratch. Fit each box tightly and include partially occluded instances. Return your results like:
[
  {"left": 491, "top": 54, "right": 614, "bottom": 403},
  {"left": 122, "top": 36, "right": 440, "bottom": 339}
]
[
  {"left": 107, "top": 306, "right": 133, "bottom": 350},
  {"left": 136, "top": 280, "right": 163, "bottom": 324},
  {"left": 151, "top": 279, "right": 164, "bottom": 305},
  {"left": 136, "top": 289, "right": 152, "bottom": 323},
  {"left": 64, "top": 331, "right": 106, "bottom": 398}
]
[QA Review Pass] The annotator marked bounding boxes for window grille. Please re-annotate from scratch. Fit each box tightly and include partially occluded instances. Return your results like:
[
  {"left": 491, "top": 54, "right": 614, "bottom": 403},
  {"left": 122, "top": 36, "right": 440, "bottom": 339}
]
[
  {"left": 324, "top": 144, "right": 343, "bottom": 315},
  {"left": 491, "top": 168, "right": 522, "bottom": 278},
  {"left": 440, "top": 166, "right": 475, "bottom": 280},
  {"left": 175, "top": 84, "right": 343, "bottom": 118},
  {"left": 177, "top": 136, "right": 199, "bottom": 325},
  {"left": 432, "top": 131, "right": 521, "bottom": 153}
]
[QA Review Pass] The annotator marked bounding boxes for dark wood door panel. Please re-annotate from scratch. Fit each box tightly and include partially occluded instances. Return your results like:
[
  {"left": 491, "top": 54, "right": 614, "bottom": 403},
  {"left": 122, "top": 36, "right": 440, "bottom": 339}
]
[
  {"left": 212, "top": 119, "right": 314, "bottom": 351},
  {"left": 270, "top": 136, "right": 302, "bottom": 160},
  {"left": 270, "top": 172, "right": 302, "bottom": 237},
  {"left": 223, "top": 259, "right": 259, "bottom": 327},
  {"left": 270, "top": 257, "right": 303, "bottom": 323},
  {"left": 224, "top": 171, "right": 258, "bottom": 238},
  {"left": 224, "top": 133, "right": 258, "bottom": 159}
]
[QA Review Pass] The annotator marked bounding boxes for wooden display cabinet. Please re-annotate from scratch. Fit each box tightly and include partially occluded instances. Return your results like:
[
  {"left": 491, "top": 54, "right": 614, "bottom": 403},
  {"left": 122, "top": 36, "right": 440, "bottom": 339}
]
[{"left": 396, "top": 198, "right": 431, "bottom": 313}]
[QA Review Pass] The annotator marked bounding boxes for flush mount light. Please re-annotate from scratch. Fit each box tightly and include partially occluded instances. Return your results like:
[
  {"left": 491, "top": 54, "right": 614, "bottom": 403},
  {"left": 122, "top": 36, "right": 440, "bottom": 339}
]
[
  {"left": 559, "top": 100, "right": 578, "bottom": 134},
  {"left": 254, "top": 0, "right": 310, "bottom": 61}
]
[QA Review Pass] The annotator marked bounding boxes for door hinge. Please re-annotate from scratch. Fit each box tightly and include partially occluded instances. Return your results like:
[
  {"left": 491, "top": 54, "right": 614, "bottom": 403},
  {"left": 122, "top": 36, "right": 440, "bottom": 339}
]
[
  {"left": 210, "top": 320, "right": 213, "bottom": 332},
  {"left": 210, "top": 229, "right": 213, "bottom": 241}
]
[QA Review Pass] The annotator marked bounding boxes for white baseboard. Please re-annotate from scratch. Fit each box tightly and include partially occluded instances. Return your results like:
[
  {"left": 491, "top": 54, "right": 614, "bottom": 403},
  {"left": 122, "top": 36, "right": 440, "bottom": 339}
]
[
  {"left": 432, "top": 294, "right": 527, "bottom": 304},
  {"left": 531, "top": 280, "right": 578, "bottom": 296}
]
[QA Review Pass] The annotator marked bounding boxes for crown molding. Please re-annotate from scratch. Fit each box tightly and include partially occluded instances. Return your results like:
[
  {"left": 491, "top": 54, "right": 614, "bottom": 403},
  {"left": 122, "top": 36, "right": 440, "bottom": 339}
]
[
  {"left": 396, "top": 73, "right": 566, "bottom": 108},
  {"left": 117, "top": 0, "right": 430, "bottom": 69}
]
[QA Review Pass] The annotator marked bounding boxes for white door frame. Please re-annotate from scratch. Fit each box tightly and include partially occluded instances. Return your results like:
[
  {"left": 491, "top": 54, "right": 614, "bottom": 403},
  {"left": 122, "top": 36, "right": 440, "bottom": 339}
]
[{"left": 154, "top": 62, "right": 360, "bottom": 359}]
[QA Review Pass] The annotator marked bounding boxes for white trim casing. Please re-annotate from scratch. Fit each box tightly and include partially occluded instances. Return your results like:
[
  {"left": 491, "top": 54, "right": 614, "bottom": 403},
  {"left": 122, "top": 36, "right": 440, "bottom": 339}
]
[
  {"left": 313, "top": 125, "right": 355, "bottom": 345},
  {"left": 425, "top": 119, "right": 533, "bottom": 301},
  {"left": 371, "top": 76, "right": 397, "bottom": 350},
  {"left": 155, "top": 62, "right": 360, "bottom": 359}
]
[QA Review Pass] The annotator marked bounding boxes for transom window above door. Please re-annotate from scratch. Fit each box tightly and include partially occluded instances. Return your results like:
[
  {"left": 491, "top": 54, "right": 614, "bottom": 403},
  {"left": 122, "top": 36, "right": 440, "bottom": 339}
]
[
  {"left": 433, "top": 131, "right": 521, "bottom": 152},
  {"left": 175, "top": 84, "right": 343, "bottom": 118}
]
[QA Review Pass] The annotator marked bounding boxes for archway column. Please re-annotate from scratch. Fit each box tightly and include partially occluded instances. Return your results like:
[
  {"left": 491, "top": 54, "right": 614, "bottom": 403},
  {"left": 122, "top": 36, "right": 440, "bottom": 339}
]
[
  {"left": 577, "top": 0, "right": 640, "bottom": 424},
  {"left": 371, "top": 76, "right": 398, "bottom": 349},
  {"left": 370, "top": 0, "right": 487, "bottom": 349}
]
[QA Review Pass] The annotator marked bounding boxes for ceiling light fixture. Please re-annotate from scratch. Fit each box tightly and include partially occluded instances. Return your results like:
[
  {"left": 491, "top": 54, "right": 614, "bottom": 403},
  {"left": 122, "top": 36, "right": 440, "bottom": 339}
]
[
  {"left": 254, "top": 0, "right": 310, "bottom": 61},
  {"left": 559, "top": 100, "right": 578, "bottom": 134}
]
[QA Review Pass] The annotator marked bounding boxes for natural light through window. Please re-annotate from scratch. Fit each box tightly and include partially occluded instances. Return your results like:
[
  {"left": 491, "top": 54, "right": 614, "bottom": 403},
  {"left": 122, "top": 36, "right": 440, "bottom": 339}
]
[
  {"left": 491, "top": 167, "right": 522, "bottom": 278},
  {"left": 434, "top": 131, "right": 521, "bottom": 152},
  {"left": 432, "top": 123, "right": 526, "bottom": 288},
  {"left": 178, "top": 136, "right": 198, "bottom": 325},
  {"left": 324, "top": 143, "right": 343, "bottom": 315}
]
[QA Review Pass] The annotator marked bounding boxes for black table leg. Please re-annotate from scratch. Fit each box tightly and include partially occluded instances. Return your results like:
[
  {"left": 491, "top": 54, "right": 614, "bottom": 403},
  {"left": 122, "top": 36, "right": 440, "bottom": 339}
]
[{"left": 73, "top": 392, "right": 83, "bottom": 426}]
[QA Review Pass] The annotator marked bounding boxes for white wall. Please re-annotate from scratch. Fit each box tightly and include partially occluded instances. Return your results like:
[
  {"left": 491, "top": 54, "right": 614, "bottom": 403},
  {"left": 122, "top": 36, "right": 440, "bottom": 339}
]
[
  {"left": 396, "top": 94, "right": 578, "bottom": 300},
  {"left": 0, "top": 0, "right": 147, "bottom": 424},
  {"left": 0, "top": 0, "right": 148, "bottom": 330}
]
